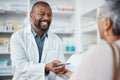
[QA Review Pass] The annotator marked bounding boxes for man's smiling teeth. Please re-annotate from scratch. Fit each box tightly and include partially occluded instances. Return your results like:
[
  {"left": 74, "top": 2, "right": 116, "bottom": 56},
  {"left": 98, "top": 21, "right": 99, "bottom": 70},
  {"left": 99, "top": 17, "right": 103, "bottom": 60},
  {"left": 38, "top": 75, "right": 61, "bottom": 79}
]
[{"left": 42, "top": 22, "right": 47, "bottom": 25}]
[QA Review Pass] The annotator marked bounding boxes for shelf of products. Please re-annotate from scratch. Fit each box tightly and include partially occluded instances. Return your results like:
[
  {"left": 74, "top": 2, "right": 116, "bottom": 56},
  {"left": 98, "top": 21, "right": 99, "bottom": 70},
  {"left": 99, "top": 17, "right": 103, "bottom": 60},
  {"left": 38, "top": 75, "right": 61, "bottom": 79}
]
[
  {"left": 50, "top": 25, "right": 75, "bottom": 35},
  {"left": 0, "top": 0, "right": 28, "bottom": 13},
  {"left": 79, "top": 1, "right": 104, "bottom": 49},
  {"left": 0, "top": 57, "right": 13, "bottom": 77},
  {"left": 0, "top": 66, "right": 13, "bottom": 79},
  {"left": 0, "top": 74, "right": 13, "bottom": 80},
  {"left": 0, "top": 52, "right": 10, "bottom": 55},
  {"left": 0, "top": 73, "right": 13, "bottom": 77},
  {"left": 81, "top": 9, "right": 97, "bottom": 33},
  {"left": 0, "top": 21, "right": 23, "bottom": 37},
  {"left": 0, "top": 31, "right": 14, "bottom": 34},
  {"left": 53, "top": 11, "right": 74, "bottom": 16},
  {"left": 0, "top": 0, "right": 28, "bottom": 79},
  {"left": 0, "top": 31, "right": 14, "bottom": 37},
  {"left": 64, "top": 52, "right": 74, "bottom": 55},
  {"left": 81, "top": 32, "right": 97, "bottom": 52},
  {"left": 0, "top": 66, "right": 13, "bottom": 74},
  {"left": 0, "top": 38, "right": 10, "bottom": 53},
  {"left": 81, "top": 21, "right": 97, "bottom": 33},
  {"left": 52, "top": 8, "right": 74, "bottom": 16},
  {"left": 0, "top": 10, "right": 27, "bottom": 15},
  {"left": 80, "top": 9, "right": 97, "bottom": 52},
  {"left": 53, "top": 31, "right": 74, "bottom": 35}
]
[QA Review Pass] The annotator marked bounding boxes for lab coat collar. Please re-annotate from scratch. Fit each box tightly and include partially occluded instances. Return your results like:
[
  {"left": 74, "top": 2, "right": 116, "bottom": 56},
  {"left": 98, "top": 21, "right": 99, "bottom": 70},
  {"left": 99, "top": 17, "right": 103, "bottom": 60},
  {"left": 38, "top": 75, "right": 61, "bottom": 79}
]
[
  {"left": 26, "top": 24, "right": 33, "bottom": 34},
  {"left": 26, "top": 24, "right": 48, "bottom": 37},
  {"left": 26, "top": 24, "right": 49, "bottom": 63},
  {"left": 31, "top": 27, "right": 48, "bottom": 41}
]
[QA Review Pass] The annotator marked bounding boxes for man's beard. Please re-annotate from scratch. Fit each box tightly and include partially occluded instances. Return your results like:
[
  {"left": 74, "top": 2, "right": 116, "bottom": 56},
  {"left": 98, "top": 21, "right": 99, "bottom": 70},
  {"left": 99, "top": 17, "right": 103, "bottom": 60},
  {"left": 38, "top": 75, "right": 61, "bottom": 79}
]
[{"left": 35, "top": 20, "right": 51, "bottom": 33}]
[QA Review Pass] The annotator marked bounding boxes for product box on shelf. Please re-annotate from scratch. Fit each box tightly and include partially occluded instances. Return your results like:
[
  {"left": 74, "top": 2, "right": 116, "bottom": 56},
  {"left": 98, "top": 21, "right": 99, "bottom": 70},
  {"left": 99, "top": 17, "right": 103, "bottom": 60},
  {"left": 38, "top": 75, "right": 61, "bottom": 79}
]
[
  {"left": 0, "top": 21, "right": 23, "bottom": 32},
  {"left": 0, "top": 38, "right": 10, "bottom": 53}
]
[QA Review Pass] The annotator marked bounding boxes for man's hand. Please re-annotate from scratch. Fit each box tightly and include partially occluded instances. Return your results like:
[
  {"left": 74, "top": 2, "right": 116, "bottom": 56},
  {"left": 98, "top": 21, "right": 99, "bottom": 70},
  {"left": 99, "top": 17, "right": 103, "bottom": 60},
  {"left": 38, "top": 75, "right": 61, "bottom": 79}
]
[{"left": 45, "top": 60, "right": 66, "bottom": 74}]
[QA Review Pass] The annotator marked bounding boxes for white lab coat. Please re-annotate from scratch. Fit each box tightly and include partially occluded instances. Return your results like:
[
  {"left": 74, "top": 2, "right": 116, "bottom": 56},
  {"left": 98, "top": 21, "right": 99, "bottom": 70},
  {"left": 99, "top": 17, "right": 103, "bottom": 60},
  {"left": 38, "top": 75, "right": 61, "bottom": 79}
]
[{"left": 10, "top": 25, "right": 65, "bottom": 80}]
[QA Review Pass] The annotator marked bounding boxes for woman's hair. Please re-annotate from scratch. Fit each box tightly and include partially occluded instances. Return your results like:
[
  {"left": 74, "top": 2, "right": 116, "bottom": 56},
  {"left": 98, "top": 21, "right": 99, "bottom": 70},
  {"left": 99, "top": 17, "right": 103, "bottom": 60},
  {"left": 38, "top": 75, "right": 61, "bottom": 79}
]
[{"left": 101, "top": 0, "right": 120, "bottom": 36}]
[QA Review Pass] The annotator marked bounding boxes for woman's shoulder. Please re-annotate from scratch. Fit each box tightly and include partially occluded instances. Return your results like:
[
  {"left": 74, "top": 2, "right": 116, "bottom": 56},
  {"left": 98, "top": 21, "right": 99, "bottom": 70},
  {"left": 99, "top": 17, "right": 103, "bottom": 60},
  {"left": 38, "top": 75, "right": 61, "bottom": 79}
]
[
  {"left": 82, "top": 42, "right": 113, "bottom": 65},
  {"left": 69, "top": 43, "right": 113, "bottom": 80}
]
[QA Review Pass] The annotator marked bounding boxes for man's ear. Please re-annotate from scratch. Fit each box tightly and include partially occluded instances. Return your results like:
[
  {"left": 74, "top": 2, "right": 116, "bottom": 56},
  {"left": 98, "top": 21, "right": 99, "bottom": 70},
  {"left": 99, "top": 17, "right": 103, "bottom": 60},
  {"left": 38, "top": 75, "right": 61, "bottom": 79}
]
[
  {"left": 104, "top": 18, "right": 112, "bottom": 32},
  {"left": 30, "top": 11, "right": 33, "bottom": 20}
]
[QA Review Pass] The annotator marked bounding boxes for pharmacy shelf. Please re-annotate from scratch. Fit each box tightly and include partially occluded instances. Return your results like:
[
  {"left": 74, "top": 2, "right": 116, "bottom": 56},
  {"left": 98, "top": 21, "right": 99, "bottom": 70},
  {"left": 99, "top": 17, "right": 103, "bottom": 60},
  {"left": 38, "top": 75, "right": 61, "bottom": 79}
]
[
  {"left": 0, "top": 74, "right": 13, "bottom": 77},
  {"left": 0, "top": 1, "right": 28, "bottom": 80},
  {"left": 0, "top": 52, "right": 10, "bottom": 55},
  {"left": 0, "top": 31, "right": 14, "bottom": 34},
  {"left": 80, "top": 9, "right": 98, "bottom": 52},
  {"left": 81, "top": 9, "right": 97, "bottom": 33},
  {"left": 82, "top": 9, "right": 97, "bottom": 18},
  {"left": 0, "top": 74, "right": 13, "bottom": 79},
  {"left": 0, "top": 66, "right": 13, "bottom": 79},
  {"left": 0, "top": 9, "right": 27, "bottom": 15},
  {"left": 53, "top": 31, "right": 74, "bottom": 35},
  {"left": 81, "top": 21, "right": 97, "bottom": 33},
  {"left": 53, "top": 11, "right": 74, "bottom": 16},
  {"left": 0, "top": 31, "right": 14, "bottom": 37},
  {"left": 64, "top": 52, "right": 74, "bottom": 55}
]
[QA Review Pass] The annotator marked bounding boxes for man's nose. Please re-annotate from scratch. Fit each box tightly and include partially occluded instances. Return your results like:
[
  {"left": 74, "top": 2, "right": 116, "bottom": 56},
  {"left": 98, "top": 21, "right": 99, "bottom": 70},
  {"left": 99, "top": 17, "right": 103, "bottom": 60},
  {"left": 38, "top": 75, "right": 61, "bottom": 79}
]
[{"left": 43, "top": 14, "right": 49, "bottom": 20}]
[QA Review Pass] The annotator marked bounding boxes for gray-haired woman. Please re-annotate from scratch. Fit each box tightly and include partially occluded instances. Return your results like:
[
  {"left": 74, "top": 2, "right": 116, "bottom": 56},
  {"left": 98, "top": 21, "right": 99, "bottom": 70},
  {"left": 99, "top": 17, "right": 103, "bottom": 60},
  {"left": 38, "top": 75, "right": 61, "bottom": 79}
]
[{"left": 69, "top": 0, "right": 120, "bottom": 80}]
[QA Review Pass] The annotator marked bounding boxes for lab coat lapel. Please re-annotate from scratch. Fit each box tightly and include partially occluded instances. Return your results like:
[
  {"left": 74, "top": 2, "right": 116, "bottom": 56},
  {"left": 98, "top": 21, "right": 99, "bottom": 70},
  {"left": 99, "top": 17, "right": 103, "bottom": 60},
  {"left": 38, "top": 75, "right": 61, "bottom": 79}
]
[
  {"left": 41, "top": 35, "right": 49, "bottom": 63},
  {"left": 26, "top": 25, "right": 39, "bottom": 62}
]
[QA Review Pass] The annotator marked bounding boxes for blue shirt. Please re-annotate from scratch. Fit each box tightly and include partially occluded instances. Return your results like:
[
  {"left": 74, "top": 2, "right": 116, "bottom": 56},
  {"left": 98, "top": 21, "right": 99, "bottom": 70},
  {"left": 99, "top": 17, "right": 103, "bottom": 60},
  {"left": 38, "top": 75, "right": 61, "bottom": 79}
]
[{"left": 31, "top": 28, "right": 48, "bottom": 62}]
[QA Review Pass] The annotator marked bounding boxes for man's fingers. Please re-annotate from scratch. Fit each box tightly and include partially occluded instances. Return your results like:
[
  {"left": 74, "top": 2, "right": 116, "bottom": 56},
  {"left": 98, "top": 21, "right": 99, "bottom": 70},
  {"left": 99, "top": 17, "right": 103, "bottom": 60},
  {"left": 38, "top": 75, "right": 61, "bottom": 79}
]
[{"left": 54, "top": 70, "right": 66, "bottom": 74}]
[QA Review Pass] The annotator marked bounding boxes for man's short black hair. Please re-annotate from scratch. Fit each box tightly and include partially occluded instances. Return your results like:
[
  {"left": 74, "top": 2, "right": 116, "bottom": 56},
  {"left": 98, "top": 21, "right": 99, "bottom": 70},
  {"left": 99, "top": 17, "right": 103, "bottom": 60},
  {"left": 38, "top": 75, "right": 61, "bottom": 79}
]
[{"left": 32, "top": 1, "right": 51, "bottom": 11}]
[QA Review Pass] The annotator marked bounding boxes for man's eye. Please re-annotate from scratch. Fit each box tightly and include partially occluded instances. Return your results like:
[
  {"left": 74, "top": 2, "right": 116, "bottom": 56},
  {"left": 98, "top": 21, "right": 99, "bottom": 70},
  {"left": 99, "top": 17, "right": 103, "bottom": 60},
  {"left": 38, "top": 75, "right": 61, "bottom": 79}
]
[
  {"left": 40, "top": 14, "right": 44, "bottom": 16},
  {"left": 48, "top": 14, "right": 52, "bottom": 17}
]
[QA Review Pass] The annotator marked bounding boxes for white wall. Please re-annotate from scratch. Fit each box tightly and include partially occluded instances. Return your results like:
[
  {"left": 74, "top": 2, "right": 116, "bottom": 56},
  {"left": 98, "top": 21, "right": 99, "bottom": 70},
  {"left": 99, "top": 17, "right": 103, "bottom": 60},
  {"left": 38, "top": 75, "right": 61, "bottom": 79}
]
[{"left": 79, "top": 0, "right": 104, "bottom": 15}]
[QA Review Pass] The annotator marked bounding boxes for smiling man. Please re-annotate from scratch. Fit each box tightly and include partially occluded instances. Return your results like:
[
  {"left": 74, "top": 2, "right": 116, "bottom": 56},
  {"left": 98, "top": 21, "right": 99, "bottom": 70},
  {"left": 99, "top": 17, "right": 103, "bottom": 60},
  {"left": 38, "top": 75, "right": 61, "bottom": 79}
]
[
  {"left": 10, "top": 1, "right": 66, "bottom": 80},
  {"left": 30, "top": 2, "right": 52, "bottom": 36}
]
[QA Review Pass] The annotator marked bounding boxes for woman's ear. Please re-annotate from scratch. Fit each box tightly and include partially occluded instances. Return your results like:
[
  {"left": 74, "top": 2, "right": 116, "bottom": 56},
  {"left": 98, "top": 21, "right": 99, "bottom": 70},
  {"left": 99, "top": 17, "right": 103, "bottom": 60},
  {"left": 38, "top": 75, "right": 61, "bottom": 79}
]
[{"left": 104, "top": 18, "right": 112, "bottom": 32}]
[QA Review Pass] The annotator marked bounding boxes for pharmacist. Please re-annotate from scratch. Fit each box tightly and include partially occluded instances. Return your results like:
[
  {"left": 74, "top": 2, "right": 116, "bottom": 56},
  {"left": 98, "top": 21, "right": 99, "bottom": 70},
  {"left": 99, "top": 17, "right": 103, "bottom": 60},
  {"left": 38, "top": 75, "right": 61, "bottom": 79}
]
[{"left": 10, "top": 1, "right": 66, "bottom": 80}]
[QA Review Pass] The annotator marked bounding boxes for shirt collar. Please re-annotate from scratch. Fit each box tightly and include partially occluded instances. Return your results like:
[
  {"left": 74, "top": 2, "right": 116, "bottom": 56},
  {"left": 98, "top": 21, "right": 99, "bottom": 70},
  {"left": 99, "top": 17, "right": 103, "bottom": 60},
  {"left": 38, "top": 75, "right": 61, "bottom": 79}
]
[{"left": 31, "top": 27, "right": 48, "bottom": 39}]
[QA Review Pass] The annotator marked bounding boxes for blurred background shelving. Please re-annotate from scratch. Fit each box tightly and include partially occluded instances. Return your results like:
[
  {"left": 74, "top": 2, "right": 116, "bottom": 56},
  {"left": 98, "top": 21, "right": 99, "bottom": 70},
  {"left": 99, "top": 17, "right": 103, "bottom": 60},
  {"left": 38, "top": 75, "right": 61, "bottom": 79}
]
[
  {"left": 80, "top": 9, "right": 97, "bottom": 52},
  {"left": 79, "top": 0, "right": 104, "bottom": 52},
  {"left": 0, "top": 0, "right": 28, "bottom": 79},
  {"left": 0, "top": 0, "right": 105, "bottom": 79}
]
